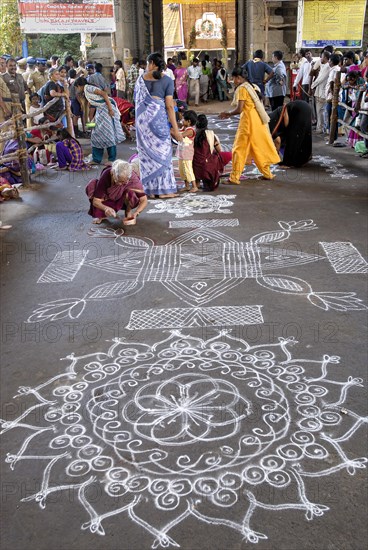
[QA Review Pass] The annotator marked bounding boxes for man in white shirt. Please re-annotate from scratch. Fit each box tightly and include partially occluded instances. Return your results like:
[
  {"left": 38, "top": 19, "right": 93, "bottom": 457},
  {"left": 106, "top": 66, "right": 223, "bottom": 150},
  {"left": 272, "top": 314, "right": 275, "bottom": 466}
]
[
  {"left": 138, "top": 59, "right": 146, "bottom": 78},
  {"left": 187, "top": 58, "right": 201, "bottom": 106},
  {"left": 164, "top": 64, "right": 175, "bottom": 81},
  {"left": 311, "top": 51, "right": 331, "bottom": 133},
  {"left": 293, "top": 49, "right": 313, "bottom": 102}
]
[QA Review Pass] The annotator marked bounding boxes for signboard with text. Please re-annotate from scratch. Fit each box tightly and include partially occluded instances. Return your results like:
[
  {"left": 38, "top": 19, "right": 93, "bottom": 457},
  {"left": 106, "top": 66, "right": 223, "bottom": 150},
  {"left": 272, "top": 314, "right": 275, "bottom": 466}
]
[
  {"left": 301, "top": 0, "right": 366, "bottom": 48},
  {"left": 18, "top": 0, "right": 116, "bottom": 34}
]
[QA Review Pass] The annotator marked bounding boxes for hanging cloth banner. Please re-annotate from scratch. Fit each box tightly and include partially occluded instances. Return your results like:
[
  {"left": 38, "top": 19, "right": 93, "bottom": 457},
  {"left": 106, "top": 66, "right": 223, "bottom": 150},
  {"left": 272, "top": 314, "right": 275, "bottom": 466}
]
[
  {"left": 18, "top": 0, "right": 116, "bottom": 34},
  {"left": 163, "top": 3, "right": 184, "bottom": 49}
]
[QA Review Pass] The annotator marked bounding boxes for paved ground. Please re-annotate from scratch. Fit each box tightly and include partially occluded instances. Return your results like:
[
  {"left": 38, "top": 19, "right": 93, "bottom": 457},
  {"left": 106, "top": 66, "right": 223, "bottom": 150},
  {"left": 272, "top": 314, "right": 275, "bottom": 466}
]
[{"left": 1, "top": 104, "right": 367, "bottom": 550}]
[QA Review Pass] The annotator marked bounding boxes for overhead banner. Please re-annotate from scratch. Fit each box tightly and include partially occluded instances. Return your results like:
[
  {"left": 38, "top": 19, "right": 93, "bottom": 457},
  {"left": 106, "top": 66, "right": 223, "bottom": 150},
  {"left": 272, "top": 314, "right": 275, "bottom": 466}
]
[
  {"left": 163, "top": 3, "right": 184, "bottom": 49},
  {"left": 18, "top": 0, "right": 116, "bottom": 34},
  {"left": 301, "top": 0, "right": 366, "bottom": 48},
  {"left": 163, "top": 0, "right": 234, "bottom": 4}
]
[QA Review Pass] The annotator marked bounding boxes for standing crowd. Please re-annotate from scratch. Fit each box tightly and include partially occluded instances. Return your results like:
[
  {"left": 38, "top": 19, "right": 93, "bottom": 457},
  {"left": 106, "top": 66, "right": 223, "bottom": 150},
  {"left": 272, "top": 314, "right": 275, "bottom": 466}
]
[
  {"left": 1, "top": 45, "right": 367, "bottom": 223},
  {"left": 290, "top": 46, "right": 368, "bottom": 153}
]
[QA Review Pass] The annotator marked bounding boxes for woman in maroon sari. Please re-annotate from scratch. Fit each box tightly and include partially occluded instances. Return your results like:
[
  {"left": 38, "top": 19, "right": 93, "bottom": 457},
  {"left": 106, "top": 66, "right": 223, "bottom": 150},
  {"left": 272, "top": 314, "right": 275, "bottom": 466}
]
[
  {"left": 174, "top": 62, "right": 188, "bottom": 102},
  {"left": 193, "top": 114, "right": 232, "bottom": 191},
  {"left": 86, "top": 159, "right": 147, "bottom": 225}
]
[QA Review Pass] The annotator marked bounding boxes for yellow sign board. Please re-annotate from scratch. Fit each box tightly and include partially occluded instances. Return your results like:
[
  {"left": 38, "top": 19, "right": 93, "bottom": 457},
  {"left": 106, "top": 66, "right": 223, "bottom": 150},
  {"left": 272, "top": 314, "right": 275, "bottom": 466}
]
[
  {"left": 163, "top": 0, "right": 233, "bottom": 4},
  {"left": 302, "top": 0, "right": 366, "bottom": 48}
]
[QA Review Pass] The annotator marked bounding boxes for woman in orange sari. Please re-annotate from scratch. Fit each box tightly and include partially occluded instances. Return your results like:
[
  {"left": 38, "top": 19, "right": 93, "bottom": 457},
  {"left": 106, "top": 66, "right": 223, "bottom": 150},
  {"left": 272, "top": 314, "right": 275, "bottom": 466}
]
[{"left": 219, "top": 67, "right": 280, "bottom": 183}]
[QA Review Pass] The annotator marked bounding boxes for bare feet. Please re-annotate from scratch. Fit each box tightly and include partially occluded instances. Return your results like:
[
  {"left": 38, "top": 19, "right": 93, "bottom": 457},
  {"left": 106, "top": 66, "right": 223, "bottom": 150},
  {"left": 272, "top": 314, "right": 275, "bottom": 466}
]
[
  {"left": 222, "top": 179, "right": 240, "bottom": 185},
  {"left": 189, "top": 187, "right": 199, "bottom": 193},
  {"left": 92, "top": 218, "right": 106, "bottom": 224},
  {"left": 179, "top": 185, "right": 190, "bottom": 193},
  {"left": 158, "top": 193, "right": 179, "bottom": 199}
]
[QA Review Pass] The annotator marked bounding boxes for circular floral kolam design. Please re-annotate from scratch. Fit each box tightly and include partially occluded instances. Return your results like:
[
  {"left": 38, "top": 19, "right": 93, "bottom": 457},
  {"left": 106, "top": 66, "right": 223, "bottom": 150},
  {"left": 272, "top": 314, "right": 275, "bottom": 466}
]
[{"left": 1, "top": 331, "right": 366, "bottom": 547}]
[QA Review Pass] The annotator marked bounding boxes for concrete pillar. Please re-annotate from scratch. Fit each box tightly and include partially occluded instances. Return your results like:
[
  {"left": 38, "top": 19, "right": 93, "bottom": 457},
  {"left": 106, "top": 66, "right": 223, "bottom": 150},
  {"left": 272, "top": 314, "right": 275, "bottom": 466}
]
[
  {"left": 113, "top": 0, "right": 164, "bottom": 64},
  {"left": 151, "top": 0, "right": 164, "bottom": 52},
  {"left": 237, "top": 0, "right": 264, "bottom": 64}
]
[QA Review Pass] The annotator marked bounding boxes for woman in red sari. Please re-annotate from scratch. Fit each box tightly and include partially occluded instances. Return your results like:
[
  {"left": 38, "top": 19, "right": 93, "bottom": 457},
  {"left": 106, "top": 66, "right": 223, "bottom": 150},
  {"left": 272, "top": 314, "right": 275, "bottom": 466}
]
[
  {"left": 87, "top": 159, "right": 147, "bottom": 225},
  {"left": 193, "top": 114, "right": 232, "bottom": 191},
  {"left": 174, "top": 62, "right": 188, "bottom": 102}
]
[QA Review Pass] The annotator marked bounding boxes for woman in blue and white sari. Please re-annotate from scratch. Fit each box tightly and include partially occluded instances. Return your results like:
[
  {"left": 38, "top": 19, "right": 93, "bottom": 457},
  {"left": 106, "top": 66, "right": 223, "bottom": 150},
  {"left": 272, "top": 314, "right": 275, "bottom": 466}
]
[
  {"left": 74, "top": 76, "right": 125, "bottom": 165},
  {"left": 134, "top": 52, "right": 182, "bottom": 198}
]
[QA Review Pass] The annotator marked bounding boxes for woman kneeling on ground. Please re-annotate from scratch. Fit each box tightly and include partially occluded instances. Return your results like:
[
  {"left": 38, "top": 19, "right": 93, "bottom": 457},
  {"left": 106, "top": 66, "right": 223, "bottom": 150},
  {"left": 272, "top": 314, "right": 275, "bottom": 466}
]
[
  {"left": 55, "top": 129, "right": 89, "bottom": 171},
  {"left": 193, "top": 114, "right": 232, "bottom": 191},
  {"left": 87, "top": 159, "right": 147, "bottom": 225}
]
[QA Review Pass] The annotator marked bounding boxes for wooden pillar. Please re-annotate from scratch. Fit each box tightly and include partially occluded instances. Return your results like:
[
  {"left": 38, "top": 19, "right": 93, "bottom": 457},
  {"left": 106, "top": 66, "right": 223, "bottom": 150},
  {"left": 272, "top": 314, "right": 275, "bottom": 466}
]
[
  {"left": 111, "top": 32, "right": 118, "bottom": 62},
  {"left": 11, "top": 94, "right": 30, "bottom": 187},
  {"left": 236, "top": 0, "right": 248, "bottom": 64},
  {"left": 329, "top": 71, "right": 341, "bottom": 145},
  {"left": 64, "top": 91, "right": 75, "bottom": 138},
  {"left": 264, "top": 1, "right": 269, "bottom": 61}
]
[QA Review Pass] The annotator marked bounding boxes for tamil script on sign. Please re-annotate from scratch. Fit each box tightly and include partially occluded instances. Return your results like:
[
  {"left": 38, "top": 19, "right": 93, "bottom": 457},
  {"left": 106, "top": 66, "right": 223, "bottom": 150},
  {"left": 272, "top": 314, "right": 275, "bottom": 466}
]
[{"left": 18, "top": 0, "right": 116, "bottom": 34}]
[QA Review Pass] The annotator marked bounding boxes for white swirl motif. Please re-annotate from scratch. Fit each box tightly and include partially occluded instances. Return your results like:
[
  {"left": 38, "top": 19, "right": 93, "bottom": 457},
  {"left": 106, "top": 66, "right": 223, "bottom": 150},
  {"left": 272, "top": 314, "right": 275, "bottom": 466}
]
[{"left": 1, "top": 331, "right": 366, "bottom": 548}]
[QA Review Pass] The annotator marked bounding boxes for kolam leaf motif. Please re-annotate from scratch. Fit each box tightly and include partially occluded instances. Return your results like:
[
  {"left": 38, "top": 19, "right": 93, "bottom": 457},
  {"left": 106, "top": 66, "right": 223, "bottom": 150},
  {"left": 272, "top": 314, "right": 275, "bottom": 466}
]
[
  {"left": 257, "top": 275, "right": 312, "bottom": 294},
  {"left": 250, "top": 220, "right": 317, "bottom": 245},
  {"left": 84, "top": 281, "right": 144, "bottom": 301},
  {"left": 310, "top": 292, "right": 368, "bottom": 312},
  {"left": 27, "top": 298, "right": 86, "bottom": 322},
  {"left": 251, "top": 230, "right": 290, "bottom": 245},
  {"left": 115, "top": 235, "right": 153, "bottom": 250},
  {"left": 279, "top": 220, "right": 317, "bottom": 232}
]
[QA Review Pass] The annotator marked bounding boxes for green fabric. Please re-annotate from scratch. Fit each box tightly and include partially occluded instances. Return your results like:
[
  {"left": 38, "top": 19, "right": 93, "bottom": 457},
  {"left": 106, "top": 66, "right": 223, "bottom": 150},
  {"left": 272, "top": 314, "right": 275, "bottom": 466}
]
[{"left": 355, "top": 141, "right": 368, "bottom": 154}]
